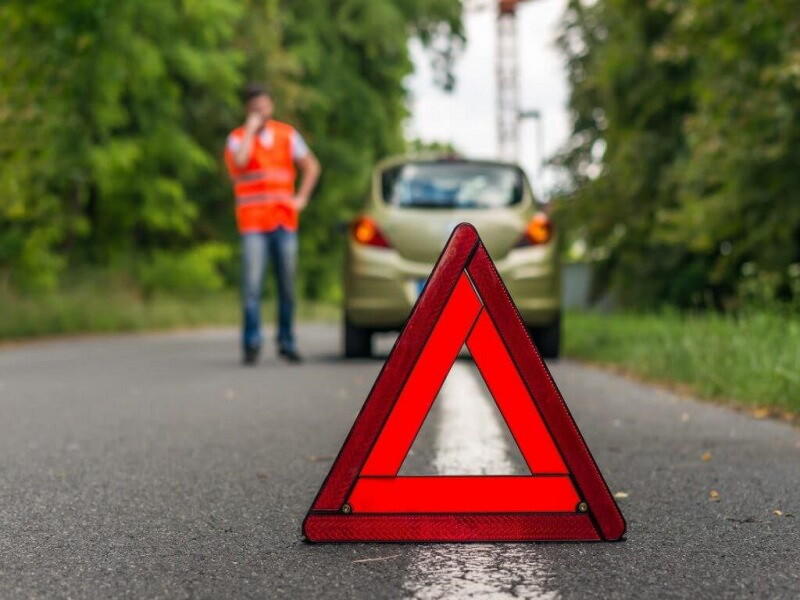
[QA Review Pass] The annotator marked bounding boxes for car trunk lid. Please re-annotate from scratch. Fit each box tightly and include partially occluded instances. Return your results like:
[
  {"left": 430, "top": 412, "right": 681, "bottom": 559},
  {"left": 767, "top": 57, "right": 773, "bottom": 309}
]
[{"left": 379, "top": 208, "right": 523, "bottom": 264}]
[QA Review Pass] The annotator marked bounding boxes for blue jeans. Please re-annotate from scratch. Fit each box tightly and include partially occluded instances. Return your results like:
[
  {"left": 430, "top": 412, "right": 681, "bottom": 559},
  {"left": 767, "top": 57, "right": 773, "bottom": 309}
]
[{"left": 241, "top": 228, "right": 298, "bottom": 352}]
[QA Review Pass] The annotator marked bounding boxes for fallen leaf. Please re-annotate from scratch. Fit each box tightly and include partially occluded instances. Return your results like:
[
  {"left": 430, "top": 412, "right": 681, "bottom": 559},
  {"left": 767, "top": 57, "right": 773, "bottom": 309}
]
[
  {"left": 352, "top": 553, "right": 401, "bottom": 564},
  {"left": 681, "top": 412, "right": 690, "bottom": 422},
  {"left": 773, "top": 509, "right": 783, "bottom": 517},
  {"left": 613, "top": 491, "right": 629, "bottom": 499},
  {"left": 752, "top": 408, "right": 769, "bottom": 420},
  {"left": 306, "top": 455, "right": 334, "bottom": 463},
  {"left": 701, "top": 451, "right": 712, "bottom": 462},
  {"left": 708, "top": 490, "right": 720, "bottom": 502},
  {"left": 256, "top": 472, "right": 269, "bottom": 480}
]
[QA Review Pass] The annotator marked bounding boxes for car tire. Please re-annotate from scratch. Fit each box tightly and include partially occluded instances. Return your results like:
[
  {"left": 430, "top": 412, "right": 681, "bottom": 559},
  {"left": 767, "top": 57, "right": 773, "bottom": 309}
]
[
  {"left": 344, "top": 318, "right": 373, "bottom": 358},
  {"left": 527, "top": 314, "right": 561, "bottom": 359}
]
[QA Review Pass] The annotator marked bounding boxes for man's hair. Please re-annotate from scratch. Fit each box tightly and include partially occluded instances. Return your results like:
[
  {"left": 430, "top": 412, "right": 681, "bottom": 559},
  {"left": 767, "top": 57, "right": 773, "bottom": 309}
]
[{"left": 242, "top": 83, "right": 271, "bottom": 104}]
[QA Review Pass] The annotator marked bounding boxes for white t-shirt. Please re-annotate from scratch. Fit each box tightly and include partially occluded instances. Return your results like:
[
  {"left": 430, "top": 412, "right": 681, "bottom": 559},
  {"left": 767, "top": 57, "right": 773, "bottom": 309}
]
[{"left": 226, "top": 125, "right": 309, "bottom": 161}]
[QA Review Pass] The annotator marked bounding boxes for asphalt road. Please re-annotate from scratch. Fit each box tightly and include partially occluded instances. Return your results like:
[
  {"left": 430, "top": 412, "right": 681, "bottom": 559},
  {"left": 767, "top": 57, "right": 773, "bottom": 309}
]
[{"left": 0, "top": 325, "right": 798, "bottom": 599}]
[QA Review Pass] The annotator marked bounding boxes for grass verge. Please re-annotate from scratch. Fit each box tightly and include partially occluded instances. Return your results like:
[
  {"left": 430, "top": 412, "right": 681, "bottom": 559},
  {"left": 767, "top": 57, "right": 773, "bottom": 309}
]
[
  {"left": 564, "top": 311, "right": 800, "bottom": 416},
  {"left": 0, "top": 286, "right": 338, "bottom": 341}
]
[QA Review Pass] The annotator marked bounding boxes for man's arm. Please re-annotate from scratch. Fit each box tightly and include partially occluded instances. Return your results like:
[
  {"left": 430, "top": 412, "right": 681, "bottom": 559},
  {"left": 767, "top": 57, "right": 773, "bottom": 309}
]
[{"left": 293, "top": 151, "right": 321, "bottom": 212}]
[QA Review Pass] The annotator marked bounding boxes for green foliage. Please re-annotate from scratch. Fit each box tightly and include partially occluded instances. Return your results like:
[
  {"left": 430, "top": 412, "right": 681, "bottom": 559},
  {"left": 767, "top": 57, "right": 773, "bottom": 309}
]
[
  {"left": 555, "top": 0, "right": 800, "bottom": 309},
  {"left": 0, "top": 0, "right": 242, "bottom": 290},
  {"left": 565, "top": 310, "right": 800, "bottom": 414},
  {"left": 0, "top": 0, "right": 462, "bottom": 298},
  {"left": 406, "top": 138, "right": 458, "bottom": 154},
  {"left": 138, "top": 242, "right": 232, "bottom": 296}
]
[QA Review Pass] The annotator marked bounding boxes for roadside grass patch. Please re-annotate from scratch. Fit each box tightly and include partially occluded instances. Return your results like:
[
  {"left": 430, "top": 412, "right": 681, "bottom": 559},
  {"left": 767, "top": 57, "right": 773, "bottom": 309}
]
[
  {"left": 0, "top": 280, "right": 337, "bottom": 341},
  {"left": 564, "top": 311, "right": 800, "bottom": 415}
]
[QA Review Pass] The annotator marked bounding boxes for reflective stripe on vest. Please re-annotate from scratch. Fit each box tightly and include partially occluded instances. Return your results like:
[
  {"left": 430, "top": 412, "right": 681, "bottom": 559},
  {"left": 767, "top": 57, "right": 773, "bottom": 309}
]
[
  {"left": 232, "top": 167, "right": 294, "bottom": 185},
  {"left": 235, "top": 192, "right": 293, "bottom": 206},
  {"left": 232, "top": 167, "right": 295, "bottom": 202}
]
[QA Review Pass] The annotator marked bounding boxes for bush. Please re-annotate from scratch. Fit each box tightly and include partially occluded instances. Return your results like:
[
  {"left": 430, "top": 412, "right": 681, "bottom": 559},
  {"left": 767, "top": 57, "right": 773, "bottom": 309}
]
[{"left": 138, "top": 242, "right": 232, "bottom": 296}]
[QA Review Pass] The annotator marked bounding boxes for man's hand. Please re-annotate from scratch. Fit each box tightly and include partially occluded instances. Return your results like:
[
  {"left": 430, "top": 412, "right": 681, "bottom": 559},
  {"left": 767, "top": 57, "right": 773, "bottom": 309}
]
[
  {"left": 244, "top": 112, "right": 264, "bottom": 133},
  {"left": 293, "top": 194, "right": 310, "bottom": 212}
]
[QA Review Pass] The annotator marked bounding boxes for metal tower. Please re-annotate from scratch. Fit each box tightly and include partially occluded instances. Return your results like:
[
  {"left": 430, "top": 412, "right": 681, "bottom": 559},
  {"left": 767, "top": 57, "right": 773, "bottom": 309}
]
[
  {"left": 466, "top": 0, "right": 536, "bottom": 161},
  {"left": 496, "top": 0, "right": 523, "bottom": 160}
]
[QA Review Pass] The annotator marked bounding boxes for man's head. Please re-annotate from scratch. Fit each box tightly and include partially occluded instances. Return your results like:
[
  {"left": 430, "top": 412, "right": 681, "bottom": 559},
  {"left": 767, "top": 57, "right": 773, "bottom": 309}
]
[{"left": 243, "top": 83, "right": 274, "bottom": 122}]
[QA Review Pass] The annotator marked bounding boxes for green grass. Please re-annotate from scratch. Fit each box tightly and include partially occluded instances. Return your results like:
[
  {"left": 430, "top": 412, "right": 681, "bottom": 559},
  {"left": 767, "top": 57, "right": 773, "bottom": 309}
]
[
  {"left": 0, "top": 284, "right": 338, "bottom": 341},
  {"left": 564, "top": 311, "right": 800, "bottom": 415}
]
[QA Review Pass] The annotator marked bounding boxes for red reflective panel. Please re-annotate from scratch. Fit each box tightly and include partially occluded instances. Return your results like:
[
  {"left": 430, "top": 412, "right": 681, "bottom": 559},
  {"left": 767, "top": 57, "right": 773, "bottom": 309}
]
[
  {"left": 348, "top": 476, "right": 579, "bottom": 513},
  {"left": 311, "top": 225, "right": 480, "bottom": 511},
  {"left": 360, "top": 273, "right": 481, "bottom": 476},
  {"left": 304, "top": 514, "right": 601, "bottom": 543},
  {"left": 467, "top": 310, "right": 567, "bottom": 474}
]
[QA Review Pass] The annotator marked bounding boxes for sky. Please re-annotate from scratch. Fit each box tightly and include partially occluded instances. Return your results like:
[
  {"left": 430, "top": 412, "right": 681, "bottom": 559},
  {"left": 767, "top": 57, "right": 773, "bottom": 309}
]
[{"left": 406, "top": 0, "right": 570, "bottom": 198}]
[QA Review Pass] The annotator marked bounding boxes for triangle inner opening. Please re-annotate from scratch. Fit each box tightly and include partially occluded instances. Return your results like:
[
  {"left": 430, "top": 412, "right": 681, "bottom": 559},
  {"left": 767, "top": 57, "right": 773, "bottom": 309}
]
[{"left": 398, "top": 349, "right": 530, "bottom": 476}]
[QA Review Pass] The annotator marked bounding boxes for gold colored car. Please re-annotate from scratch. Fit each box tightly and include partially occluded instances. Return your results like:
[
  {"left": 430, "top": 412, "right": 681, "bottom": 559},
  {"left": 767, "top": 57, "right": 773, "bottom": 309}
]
[{"left": 343, "top": 155, "right": 561, "bottom": 358}]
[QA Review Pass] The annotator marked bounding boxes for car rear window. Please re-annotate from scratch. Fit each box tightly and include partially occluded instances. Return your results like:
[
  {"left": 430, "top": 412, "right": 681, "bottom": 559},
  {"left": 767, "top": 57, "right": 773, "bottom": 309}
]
[{"left": 381, "top": 162, "right": 524, "bottom": 209}]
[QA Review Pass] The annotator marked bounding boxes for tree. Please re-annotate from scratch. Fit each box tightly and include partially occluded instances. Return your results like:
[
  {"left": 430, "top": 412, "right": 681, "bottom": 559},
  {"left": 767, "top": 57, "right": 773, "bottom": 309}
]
[
  {"left": 555, "top": 0, "right": 800, "bottom": 308},
  {"left": 660, "top": 0, "right": 800, "bottom": 306},
  {"left": 555, "top": 0, "right": 698, "bottom": 307},
  {"left": 0, "top": 0, "right": 463, "bottom": 298}
]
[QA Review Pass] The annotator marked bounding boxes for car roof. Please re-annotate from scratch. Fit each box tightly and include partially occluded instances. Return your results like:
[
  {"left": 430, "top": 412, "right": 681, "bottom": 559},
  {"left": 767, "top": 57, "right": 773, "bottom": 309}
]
[{"left": 375, "top": 154, "right": 523, "bottom": 173}]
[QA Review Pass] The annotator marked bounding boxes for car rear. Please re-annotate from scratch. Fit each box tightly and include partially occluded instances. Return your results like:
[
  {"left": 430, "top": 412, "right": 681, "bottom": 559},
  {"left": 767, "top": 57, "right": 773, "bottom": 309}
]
[{"left": 343, "top": 156, "right": 560, "bottom": 358}]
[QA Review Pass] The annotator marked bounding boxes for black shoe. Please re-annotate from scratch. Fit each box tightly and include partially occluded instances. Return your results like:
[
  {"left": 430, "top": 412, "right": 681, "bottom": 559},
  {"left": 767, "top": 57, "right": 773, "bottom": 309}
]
[
  {"left": 278, "top": 347, "right": 303, "bottom": 363},
  {"left": 243, "top": 345, "right": 261, "bottom": 366}
]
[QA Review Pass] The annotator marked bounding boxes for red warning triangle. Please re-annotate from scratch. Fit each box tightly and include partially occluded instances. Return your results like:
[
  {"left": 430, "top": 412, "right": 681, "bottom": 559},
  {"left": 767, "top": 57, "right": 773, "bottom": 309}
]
[{"left": 303, "top": 224, "right": 626, "bottom": 542}]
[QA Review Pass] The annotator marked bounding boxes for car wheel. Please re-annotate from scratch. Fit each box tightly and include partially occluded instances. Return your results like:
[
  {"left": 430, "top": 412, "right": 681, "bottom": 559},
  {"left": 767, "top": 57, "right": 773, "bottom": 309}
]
[
  {"left": 527, "top": 314, "right": 561, "bottom": 359},
  {"left": 344, "top": 318, "right": 373, "bottom": 358}
]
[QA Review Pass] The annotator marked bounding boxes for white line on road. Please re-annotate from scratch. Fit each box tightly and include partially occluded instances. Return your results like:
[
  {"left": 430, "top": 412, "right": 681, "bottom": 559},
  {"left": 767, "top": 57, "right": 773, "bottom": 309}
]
[{"left": 402, "top": 361, "right": 559, "bottom": 600}]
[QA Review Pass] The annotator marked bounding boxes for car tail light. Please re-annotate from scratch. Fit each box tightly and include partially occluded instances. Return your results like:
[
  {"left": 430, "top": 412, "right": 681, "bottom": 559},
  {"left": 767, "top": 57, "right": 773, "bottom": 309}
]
[
  {"left": 352, "top": 216, "right": 391, "bottom": 248},
  {"left": 518, "top": 213, "right": 553, "bottom": 246}
]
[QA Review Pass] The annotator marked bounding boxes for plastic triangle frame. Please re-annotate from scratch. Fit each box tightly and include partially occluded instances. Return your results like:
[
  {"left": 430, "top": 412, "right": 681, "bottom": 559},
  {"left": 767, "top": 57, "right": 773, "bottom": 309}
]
[{"left": 303, "top": 223, "right": 626, "bottom": 542}]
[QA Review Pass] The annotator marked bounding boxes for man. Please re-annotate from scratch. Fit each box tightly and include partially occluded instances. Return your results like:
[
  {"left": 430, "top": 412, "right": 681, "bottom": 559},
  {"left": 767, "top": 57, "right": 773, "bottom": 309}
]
[{"left": 225, "top": 84, "right": 321, "bottom": 365}]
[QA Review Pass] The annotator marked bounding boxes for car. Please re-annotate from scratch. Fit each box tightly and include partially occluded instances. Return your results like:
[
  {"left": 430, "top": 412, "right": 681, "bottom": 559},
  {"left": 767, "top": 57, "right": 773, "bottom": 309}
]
[{"left": 342, "top": 155, "right": 561, "bottom": 359}]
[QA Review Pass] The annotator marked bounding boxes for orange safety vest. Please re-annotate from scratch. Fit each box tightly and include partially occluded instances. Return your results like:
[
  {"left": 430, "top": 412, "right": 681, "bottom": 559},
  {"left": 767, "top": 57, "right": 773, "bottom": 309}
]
[{"left": 225, "top": 120, "right": 298, "bottom": 233}]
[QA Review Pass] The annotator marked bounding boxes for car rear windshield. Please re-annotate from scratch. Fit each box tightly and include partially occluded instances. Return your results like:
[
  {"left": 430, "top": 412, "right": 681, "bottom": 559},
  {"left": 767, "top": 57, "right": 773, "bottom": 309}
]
[{"left": 381, "top": 162, "right": 524, "bottom": 209}]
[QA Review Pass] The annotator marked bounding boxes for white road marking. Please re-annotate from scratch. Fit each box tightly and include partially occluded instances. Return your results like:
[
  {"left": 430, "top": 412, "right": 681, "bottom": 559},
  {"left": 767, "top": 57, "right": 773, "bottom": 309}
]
[{"left": 403, "top": 361, "right": 559, "bottom": 600}]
